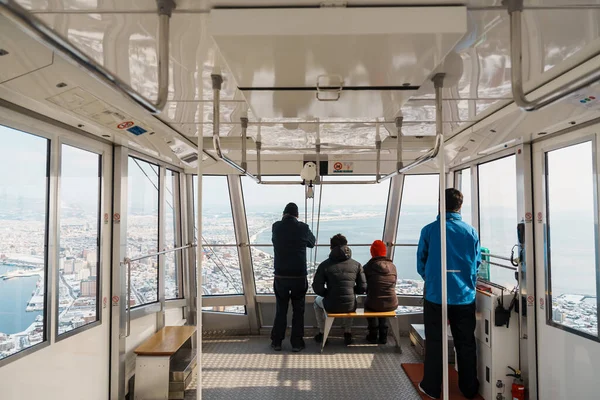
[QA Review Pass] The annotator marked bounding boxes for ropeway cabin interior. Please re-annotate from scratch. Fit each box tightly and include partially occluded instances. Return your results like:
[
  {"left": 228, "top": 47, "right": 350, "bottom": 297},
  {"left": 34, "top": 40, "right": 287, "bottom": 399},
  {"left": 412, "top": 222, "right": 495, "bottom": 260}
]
[{"left": 0, "top": 0, "right": 600, "bottom": 399}]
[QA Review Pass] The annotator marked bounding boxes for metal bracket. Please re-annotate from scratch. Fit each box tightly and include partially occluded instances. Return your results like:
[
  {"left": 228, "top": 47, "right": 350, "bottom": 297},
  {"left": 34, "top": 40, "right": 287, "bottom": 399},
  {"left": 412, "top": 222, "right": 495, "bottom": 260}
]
[
  {"left": 211, "top": 74, "right": 223, "bottom": 91},
  {"left": 320, "top": 1, "right": 348, "bottom": 7},
  {"left": 502, "top": 0, "right": 523, "bottom": 13},
  {"left": 156, "top": 0, "right": 176, "bottom": 16}
]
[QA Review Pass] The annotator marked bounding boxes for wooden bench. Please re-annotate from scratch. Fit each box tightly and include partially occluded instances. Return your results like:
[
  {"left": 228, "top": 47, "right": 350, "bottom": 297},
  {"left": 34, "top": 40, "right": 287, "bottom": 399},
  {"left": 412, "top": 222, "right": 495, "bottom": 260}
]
[
  {"left": 321, "top": 309, "right": 402, "bottom": 353},
  {"left": 134, "top": 326, "right": 197, "bottom": 400}
]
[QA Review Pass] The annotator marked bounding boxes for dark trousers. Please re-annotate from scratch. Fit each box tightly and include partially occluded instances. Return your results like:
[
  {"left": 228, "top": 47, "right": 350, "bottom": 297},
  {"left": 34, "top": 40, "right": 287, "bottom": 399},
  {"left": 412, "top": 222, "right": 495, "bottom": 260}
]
[
  {"left": 366, "top": 317, "right": 389, "bottom": 330},
  {"left": 421, "top": 300, "right": 479, "bottom": 399},
  {"left": 271, "top": 277, "right": 308, "bottom": 346}
]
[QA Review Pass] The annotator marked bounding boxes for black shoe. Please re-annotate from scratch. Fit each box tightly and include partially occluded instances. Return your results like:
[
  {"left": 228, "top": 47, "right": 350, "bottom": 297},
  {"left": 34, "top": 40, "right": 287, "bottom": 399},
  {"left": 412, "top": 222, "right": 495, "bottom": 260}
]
[
  {"left": 366, "top": 329, "right": 378, "bottom": 344},
  {"left": 271, "top": 342, "right": 282, "bottom": 351},
  {"left": 314, "top": 333, "right": 324, "bottom": 343},
  {"left": 344, "top": 332, "right": 353, "bottom": 346},
  {"left": 378, "top": 327, "right": 388, "bottom": 345},
  {"left": 291, "top": 343, "right": 305, "bottom": 353},
  {"left": 419, "top": 383, "right": 438, "bottom": 399}
]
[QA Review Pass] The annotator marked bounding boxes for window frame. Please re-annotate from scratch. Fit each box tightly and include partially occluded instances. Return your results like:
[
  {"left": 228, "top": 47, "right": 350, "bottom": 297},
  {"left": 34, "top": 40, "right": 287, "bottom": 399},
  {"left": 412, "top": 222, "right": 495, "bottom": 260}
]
[
  {"left": 0, "top": 124, "right": 52, "bottom": 366},
  {"left": 194, "top": 174, "right": 245, "bottom": 297},
  {"left": 55, "top": 141, "right": 104, "bottom": 341},
  {"left": 242, "top": 174, "right": 391, "bottom": 295},
  {"left": 165, "top": 168, "right": 184, "bottom": 300},
  {"left": 542, "top": 135, "right": 600, "bottom": 343}
]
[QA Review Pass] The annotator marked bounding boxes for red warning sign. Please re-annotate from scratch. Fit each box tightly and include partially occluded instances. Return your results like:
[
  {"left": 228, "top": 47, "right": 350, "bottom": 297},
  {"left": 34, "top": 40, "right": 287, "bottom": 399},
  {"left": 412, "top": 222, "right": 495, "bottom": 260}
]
[
  {"left": 527, "top": 295, "right": 534, "bottom": 306},
  {"left": 333, "top": 162, "right": 343, "bottom": 171},
  {"left": 112, "top": 295, "right": 120, "bottom": 306},
  {"left": 525, "top": 212, "right": 533, "bottom": 223},
  {"left": 113, "top": 213, "right": 121, "bottom": 223},
  {"left": 117, "top": 121, "right": 134, "bottom": 130}
]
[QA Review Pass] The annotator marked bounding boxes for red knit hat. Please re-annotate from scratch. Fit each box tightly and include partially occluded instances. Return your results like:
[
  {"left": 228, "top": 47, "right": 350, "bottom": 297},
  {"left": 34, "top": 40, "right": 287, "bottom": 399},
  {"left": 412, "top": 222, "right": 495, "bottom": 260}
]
[{"left": 370, "top": 240, "right": 387, "bottom": 258}]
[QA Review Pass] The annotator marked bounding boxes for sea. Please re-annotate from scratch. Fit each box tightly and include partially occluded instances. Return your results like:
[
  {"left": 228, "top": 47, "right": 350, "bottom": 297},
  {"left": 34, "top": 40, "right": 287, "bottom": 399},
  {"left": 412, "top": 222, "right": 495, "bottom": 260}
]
[{"left": 0, "top": 264, "right": 42, "bottom": 334}]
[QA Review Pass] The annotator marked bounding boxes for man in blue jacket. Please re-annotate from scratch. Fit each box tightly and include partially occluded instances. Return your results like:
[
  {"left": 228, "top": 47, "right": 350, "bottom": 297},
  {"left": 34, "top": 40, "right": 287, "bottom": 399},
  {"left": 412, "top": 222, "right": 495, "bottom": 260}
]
[
  {"left": 417, "top": 188, "right": 481, "bottom": 399},
  {"left": 271, "top": 202, "right": 316, "bottom": 352}
]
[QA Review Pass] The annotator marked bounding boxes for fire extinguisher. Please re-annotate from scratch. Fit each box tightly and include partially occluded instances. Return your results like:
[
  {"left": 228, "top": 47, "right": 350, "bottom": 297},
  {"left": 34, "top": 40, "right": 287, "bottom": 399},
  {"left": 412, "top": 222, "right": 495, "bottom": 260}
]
[{"left": 507, "top": 366, "right": 525, "bottom": 400}]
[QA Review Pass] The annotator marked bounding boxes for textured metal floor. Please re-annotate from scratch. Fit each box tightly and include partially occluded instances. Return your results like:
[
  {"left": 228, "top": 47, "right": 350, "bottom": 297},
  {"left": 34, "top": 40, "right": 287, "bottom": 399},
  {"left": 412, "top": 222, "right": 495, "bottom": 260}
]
[{"left": 185, "top": 335, "right": 423, "bottom": 400}]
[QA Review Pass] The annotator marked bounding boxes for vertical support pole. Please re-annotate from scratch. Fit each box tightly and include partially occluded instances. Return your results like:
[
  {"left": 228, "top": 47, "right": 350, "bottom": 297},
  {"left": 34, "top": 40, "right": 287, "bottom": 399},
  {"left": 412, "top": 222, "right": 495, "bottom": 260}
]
[
  {"left": 395, "top": 116, "right": 404, "bottom": 172},
  {"left": 241, "top": 117, "right": 248, "bottom": 171},
  {"left": 184, "top": 174, "right": 197, "bottom": 324},
  {"left": 110, "top": 146, "right": 129, "bottom": 400},
  {"left": 516, "top": 143, "right": 538, "bottom": 399},
  {"left": 157, "top": 166, "right": 166, "bottom": 330},
  {"left": 433, "top": 73, "right": 449, "bottom": 400},
  {"left": 383, "top": 175, "right": 404, "bottom": 260},
  {"left": 196, "top": 131, "right": 204, "bottom": 400},
  {"left": 376, "top": 122, "right": 382, "bottom": 182}
]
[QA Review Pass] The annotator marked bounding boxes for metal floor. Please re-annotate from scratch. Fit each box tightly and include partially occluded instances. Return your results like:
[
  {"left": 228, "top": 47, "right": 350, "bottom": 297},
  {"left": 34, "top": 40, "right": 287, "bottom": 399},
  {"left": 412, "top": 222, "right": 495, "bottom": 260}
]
[{"left": 185, "top": 335, "right": 423, "bottom": 400}]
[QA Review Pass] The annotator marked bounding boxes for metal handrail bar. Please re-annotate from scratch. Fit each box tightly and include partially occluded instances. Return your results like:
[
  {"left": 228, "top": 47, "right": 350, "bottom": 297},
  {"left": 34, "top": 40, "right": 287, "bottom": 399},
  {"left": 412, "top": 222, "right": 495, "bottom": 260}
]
[
  {"left": 211, "top": 74, "right": 260, "bottom": 183},
  {"left": 259, "top": 180, "right": 379, "bottom": 185},
  {"left": 488, "top": 260, "right": 518, "bottom": 271},
  {"left": 0, "top": 0, "right": 174, "bottom": 114},
  {"left": 377, "top": 134, "right": 442, "bottom": 182},
  {"left": 488, "top": 253, "right": 512, "bottom": 262},
  {"left": 506, "top": 0, "right": 600, "bottom": 111},
  {"left": 121, "top": 243, "right": 196, "bottom": 338},
  {"left": 245, "top": 243, "right": 419, "bottom": 247}
]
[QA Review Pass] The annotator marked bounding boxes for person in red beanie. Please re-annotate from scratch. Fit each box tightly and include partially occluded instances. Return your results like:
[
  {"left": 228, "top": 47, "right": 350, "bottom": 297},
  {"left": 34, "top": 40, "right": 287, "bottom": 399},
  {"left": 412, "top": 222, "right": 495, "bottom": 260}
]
[{"left": 363, "top": 240, "right": 398, "bottom": 344}]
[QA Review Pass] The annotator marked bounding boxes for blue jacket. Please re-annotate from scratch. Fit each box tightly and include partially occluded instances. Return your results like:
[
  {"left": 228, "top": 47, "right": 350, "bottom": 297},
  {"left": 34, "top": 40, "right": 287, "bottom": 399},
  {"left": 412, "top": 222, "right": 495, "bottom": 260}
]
[{"left": 417, "top": 212, "right": 481, "bottom": 305}]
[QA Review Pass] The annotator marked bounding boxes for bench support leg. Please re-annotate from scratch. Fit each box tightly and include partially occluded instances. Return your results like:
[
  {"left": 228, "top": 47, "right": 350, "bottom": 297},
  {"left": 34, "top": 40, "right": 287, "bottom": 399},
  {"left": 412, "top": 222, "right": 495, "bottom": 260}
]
[
  {"left": 390, "top": 317, "right": 402, "bottom": 353},
  {"left": 321, "top": 317, "right": 335, "bottom": 353},
  {"left": 135, "top": 355, "right": 170, "bottom": 400}
]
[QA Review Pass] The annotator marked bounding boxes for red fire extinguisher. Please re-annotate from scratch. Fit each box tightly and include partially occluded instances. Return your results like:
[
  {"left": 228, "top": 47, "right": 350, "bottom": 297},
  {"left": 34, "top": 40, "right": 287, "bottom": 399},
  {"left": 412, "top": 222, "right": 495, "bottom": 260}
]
[{"left": 507, "top": 366, "right": 525, "bottom": 400}]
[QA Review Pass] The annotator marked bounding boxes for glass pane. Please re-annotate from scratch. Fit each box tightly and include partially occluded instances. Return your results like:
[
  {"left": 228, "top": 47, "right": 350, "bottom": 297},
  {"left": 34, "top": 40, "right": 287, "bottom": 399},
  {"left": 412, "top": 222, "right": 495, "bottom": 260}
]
[
  {"left": 459, "top": 169, "right": 472, "bottom": 225},
  {"left": 395, "top": 175, "right": 439, "bottom": 295},
  {"left": 242, "top": 176, "right": 307, "bottom": 295},
  {"left": 202, "top": 306, "right": 245, "bottom": 314},
  {"left": 193, "top": 176, "right": 244, "bottom": 296},
  {"left": 165, "top": 170, "right": 180, "bottom": 300},
  {"left": 546, "top": 142, "right": 598, "bottom": 337},
  {"left": 315, "top": 176, "right": 389, "bottom": 268},
  {"left": 58, "top": 145, "right": 101, "bottom": 335},
  {"left": 0, "top": 125, "right": 48, "bottom": 360},
  {"left": 127, "top": 157, "right": 159, "bottom": 307},
  {"left": 478, "top": 156, "right": 518, "bottom": 289}
]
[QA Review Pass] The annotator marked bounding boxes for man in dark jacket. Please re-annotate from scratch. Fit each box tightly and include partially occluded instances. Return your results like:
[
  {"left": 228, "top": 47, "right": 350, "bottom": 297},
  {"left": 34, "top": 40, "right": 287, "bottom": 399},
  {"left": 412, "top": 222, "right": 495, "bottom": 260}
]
[
  {"left": 271, "top": 202, "right": 316, "bottom": 352},
  {"left": 363, "top": 240, "right": 398, "bottom": 344},
  {"left": 312, "top": 234, "right": 366, "bottom": 345}
]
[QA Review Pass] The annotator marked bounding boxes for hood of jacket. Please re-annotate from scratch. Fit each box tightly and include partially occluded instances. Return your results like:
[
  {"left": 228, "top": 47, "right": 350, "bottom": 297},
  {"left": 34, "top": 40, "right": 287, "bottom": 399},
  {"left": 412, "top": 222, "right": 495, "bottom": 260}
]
[
  {"left": 329, "top": 245, "right": 352, "bottom": 262},
  {"left": 367, "top": 256, "right": 395, "bottom": 274}
]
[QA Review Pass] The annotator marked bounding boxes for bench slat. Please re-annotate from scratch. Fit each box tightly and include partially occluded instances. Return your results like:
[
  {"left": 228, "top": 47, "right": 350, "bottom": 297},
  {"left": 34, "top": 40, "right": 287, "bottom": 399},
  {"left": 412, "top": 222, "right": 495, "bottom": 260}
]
[
  {"left": 326, "top": 309, "right": 397, "bottom": 318},
  {"left": 135, "top": 326, "right": 197, "bottom": 356}
]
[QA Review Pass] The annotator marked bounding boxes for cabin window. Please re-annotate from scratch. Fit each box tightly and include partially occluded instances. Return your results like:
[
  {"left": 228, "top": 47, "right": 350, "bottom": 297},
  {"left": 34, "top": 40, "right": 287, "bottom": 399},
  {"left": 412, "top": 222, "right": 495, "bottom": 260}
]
[
  {"left": 478, "top": 155, "right": 518, "bottom": 290},
  {"left": 194, "top": 176, "right": 244, "bottom": 297},
  {"left": 455, "top": 168, "right": 472, "bottom": 225},
  {"left": 313, "top": 175, "right": 389, "bottom": 268},
  {"left": 545, "top": 141, "right": 598, "bottom": 339},
  {"left": 165, "top": 170, "right": 182, "bottom": 300},
  {"left": 241, "top": 176, "right": 306, "bottom": 295},
  {"left": 127, "top": 157, "right": 159, "bottom": 307},
  {"left": 395, "top": 174, "right": 439, "bottom": 296},
  {"left": 57, "top": 144, "right": 101, "bottom": 336},
  {"left": 0, "top": 126, "right": 49, "bottom": 361}
]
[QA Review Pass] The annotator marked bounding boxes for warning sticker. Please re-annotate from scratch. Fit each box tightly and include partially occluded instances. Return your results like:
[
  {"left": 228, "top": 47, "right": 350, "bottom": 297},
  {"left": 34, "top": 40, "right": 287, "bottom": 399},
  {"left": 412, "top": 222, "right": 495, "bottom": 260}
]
[
  {"left": 117, "top": 121, "right": 134, "bottom": 130},
  {"left": 331, "top": 161, "right": 354, "bottom": 174},
  {"left": 127, "top": 125, "right": 148, "bottom": 136},
  {"left": 567, "top": 89, "right": 600, "bottom": 110}
]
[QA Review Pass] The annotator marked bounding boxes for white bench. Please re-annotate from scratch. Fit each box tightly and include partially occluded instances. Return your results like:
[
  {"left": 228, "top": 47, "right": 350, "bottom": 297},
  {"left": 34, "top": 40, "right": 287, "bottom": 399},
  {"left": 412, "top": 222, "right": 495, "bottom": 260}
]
[{"left": 321, "top": 308, "right": 402, "bottom": 353}]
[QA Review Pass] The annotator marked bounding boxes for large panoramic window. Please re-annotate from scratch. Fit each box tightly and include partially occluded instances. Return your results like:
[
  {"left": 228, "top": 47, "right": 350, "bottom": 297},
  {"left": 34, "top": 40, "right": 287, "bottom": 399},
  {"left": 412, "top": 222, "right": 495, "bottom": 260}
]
[
  {"left": 394, "top": 174, "right": 439, "bottom": 295},
  {"left": 193, "top": 176, "right": 243, "bottom": 296},
  {"left": 455, "top": 168, "right": 472, "bottom": 225},
  {"left": 127, "top": 157, "right": 159, "bottom": 307},
  {"left": 57, "top": 145, "right": 101, "bottom": 336},
  {"left": 242, "top": 176, "right": 308, "bottom": 294},
  {"left": 165, "top": 170, "right": 181, "bottom": 300},
  {"left": 546, "top": 141, "right": 598, "bottom": 338},
  {"left": 478, "top": 155, "right": 518, "bottom": 290},
  {"left": 0, "top": 125, "right": 49, "bottom": 360}
]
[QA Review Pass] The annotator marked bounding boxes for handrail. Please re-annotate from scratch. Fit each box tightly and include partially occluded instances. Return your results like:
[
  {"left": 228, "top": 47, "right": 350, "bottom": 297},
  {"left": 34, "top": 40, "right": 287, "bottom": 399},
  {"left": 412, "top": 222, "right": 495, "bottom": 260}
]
[
  {"left": 212, "top": 74, "right": 260, "bottom": 183},
  {"left": 246, "top": 243, "right": 418, "bottom": 247},
  {"left": 488, "top": 253, "right": 512, "bottom": 262},
  {"left": 120, "top": 243, "right": 196, "bottom": 338},
  {"left": 488, "top": 260, "right": 518, "bottom": 271},
  {"left": 377, "top": 76, "right": 444, "bottom": 182},
  {"left": 0, "top": 0, "right": 175, "bottom": 114},
  {"left": 506, "top": 0, "right": 600, "bottom": 111}
]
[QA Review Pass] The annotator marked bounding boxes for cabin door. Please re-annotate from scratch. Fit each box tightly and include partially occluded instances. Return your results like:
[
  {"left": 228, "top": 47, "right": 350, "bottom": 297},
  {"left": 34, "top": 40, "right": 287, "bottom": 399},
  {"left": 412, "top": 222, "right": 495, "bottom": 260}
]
[{"left": 532, "top": 131, "right": 600, "bottom": 399}]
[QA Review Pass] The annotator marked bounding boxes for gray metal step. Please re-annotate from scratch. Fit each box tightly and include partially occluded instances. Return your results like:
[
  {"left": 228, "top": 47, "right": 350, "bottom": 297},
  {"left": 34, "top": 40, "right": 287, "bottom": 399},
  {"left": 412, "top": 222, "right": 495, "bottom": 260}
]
[{"left": 168, "top": 347, "right": 197, "bottom": 400}]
